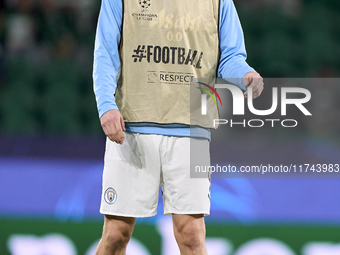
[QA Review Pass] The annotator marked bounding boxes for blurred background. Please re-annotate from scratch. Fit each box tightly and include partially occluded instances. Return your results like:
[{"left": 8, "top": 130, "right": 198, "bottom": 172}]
[{"left": 0, "top": 0, "right": 340, "bottom": 254}]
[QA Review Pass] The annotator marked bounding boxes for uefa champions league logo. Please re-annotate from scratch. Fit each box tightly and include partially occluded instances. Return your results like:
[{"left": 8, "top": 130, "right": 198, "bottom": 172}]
[{"left": 139, "top": 0, "right": 151, "bottom": 9}]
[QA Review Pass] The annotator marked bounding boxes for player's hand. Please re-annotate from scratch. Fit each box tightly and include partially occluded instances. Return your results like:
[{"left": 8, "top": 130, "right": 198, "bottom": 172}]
[
  {"left": 243, "top": 72, "right": 264, "bottom": 99},
  {"left": 100, "top": 109, "right": 126, "bottom": 145}
]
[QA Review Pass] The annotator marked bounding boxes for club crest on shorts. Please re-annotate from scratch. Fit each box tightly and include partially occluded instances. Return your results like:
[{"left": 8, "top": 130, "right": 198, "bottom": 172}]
[{"left": 104, "top": 188, "right": 117, "bottom": 205}]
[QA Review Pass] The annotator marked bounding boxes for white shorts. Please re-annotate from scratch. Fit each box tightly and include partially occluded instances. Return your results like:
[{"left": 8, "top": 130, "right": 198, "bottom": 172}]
[{"left": 100, "top": 132, "right": 211, "bottom": 217}]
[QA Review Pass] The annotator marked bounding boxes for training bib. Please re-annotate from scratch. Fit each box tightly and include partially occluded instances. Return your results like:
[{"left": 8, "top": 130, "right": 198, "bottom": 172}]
[{"left": 116, "top": 0, "right": 220, "bottom": 127}]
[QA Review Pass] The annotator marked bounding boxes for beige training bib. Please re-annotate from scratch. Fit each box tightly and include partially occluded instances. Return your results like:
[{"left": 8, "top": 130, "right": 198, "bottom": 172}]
[{"left": 116, "top": 0, "right": 220, "bottom": 128}]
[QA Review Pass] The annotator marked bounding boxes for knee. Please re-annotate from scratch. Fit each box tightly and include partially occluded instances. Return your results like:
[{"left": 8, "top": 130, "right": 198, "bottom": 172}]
[
  {"left": 102, "top": 230, "right": 131, "bottom": 250},
  {"left": 96, "top": 216, "right": 135, "bottom": 254},
  {"left": 174, "top": 221, "right": 206, "bottom": 250}
]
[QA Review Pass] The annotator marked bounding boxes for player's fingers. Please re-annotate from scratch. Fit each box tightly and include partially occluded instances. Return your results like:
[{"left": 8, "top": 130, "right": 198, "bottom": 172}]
[
  {"left": 102, "top": 121, "right": 121, "bottom": 144},
  {"left": 107, "top": 135, "right": 115, "bottom": 143},
  {"left": 245, "top": 79, "right": 256, "bottom": 98},
  {"left": 100, "top": 110, "right": 125, "bottom": 144},
  {"left": 114, "top": 121, "right": 125, "bottom": 145},
  {"left": 104, "top": 126, "right": 117, "bottom": 144},
  {"left": 247, "top": 76, "right": 261, "bottom": 88},
  {"left": 246, "top": 77, "right": 261, "bottom": 99},
  {"left": 251, "top": 81, "right": 259, "bottom": 99},
  {"left": 243, "top": 76, "right": 252, "bottom": 87},
  {"left": 101, "top": 118, "right": 115, "bottom": 136},
  {"left": 252, "top": 78, "right": 264, "bottom": 99},
  {"left": 102, "top": 125, "right": 112, "bottom": 140},
  {"left": 120, "top": 115, "right": 126, "bottom": 132}
]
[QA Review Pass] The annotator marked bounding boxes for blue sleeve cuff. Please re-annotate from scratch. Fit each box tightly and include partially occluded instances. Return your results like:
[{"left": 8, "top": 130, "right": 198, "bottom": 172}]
[
  {"left": 98, "top": 104, "right": 119, "bottom": 118},
  {"left": 236, "top": 66, "right": 257, "bottom": 90},
  {"left": 218, "top": 56, "right": 256, "bottom": 90}
]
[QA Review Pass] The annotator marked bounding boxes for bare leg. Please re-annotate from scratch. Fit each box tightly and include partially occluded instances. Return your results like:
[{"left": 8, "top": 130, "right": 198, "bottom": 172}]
[
  {"left": 172, "top": 214, "right": 208, "bottom": 255},
  {"left": 95, "top": 215, "right": 136, "bottom": 255}
]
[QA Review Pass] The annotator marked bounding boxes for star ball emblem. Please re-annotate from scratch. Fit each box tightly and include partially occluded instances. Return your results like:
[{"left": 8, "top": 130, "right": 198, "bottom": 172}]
[{"left": 139, "top": 0, "right": 151, "bottom": 9}]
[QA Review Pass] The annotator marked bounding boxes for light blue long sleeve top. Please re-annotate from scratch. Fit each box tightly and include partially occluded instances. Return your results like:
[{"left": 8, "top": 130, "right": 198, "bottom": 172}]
[{"left": 93, "top": 0, "right": 256, "bottom": 141}]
